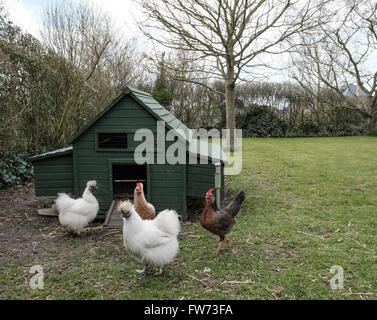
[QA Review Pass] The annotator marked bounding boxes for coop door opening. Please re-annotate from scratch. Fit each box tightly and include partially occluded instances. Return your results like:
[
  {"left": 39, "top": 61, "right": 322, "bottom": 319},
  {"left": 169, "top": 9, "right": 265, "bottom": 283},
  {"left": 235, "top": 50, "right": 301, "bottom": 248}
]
[{"left": 112, "top": 164, "right": 147, "bottom": 199}]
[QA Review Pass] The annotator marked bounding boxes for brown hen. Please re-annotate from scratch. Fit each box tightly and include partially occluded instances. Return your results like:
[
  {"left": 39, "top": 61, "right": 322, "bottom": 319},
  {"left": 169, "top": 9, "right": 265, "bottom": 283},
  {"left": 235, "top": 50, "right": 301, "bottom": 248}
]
[
  {"left": 134, "top": 182, "right": 155, "bottom": 220},
  {"left": 200, "top": 188, "right": 245, "bottom": 254}
]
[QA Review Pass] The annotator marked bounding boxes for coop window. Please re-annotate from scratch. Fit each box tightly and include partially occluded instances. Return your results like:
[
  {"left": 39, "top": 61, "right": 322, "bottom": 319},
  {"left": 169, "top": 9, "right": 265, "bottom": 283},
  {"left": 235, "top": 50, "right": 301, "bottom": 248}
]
[{"left": 98, "top": 133, "right": 128, "bottom": 149}]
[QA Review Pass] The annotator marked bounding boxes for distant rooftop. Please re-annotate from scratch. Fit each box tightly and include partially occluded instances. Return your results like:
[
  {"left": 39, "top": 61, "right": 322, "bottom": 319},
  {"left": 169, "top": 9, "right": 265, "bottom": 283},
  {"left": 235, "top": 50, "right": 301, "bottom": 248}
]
[{"left": 341, "top": 84, "right": 368, "bottom": 98}]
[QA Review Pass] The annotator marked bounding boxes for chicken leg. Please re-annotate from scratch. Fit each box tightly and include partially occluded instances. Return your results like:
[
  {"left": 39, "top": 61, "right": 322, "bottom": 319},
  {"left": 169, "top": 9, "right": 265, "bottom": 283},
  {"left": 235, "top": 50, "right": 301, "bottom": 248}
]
[
  {"left": 214, "top": 241, "right": 223, "bottom": 254},
  {"left": 136, "top": 264, "right": 152, "bottom": 278},
  {"left": 155, "top": 266, "right": 164, "bottom": 276},
  {"left": 225, "top": 235, "right": 230, "bottom": 246},
  {"left": 214, "top": 235, "right": 232, "bottom": 254}
]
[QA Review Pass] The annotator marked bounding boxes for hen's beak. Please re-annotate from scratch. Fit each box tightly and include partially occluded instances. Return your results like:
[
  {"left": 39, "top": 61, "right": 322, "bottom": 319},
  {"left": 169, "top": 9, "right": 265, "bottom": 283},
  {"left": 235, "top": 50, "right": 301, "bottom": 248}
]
[
  {"left": 89, "top": 186, "right": 97, "bottom": 193},
  {"left": 121, "top": 211, "right": 131, "bottom": 219}
]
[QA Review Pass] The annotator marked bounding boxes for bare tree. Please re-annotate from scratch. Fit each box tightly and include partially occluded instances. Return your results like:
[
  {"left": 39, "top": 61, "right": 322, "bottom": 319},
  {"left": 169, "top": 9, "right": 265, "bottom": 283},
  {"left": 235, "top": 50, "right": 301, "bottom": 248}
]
[
  {"left": 41, "top": 0, "right": 140, "bottom": 88},
  {"left": 136, "top": 0, "right": 324, "bottom": 150},
  {"left": 291, "top": 0, "right": 377, "bottom": 135}
]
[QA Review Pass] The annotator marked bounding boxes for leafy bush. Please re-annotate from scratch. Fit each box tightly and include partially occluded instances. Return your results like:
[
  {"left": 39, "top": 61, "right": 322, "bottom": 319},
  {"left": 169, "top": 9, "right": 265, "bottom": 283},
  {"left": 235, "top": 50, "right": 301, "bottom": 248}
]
[
  {"left": 238, "top": 105, "right": 285, "bottom": 137},
  {"left": 238, "top": 105, "right": 363, "bottom": 138},
  {"left": 372, "top": 126, "right": 377, "bottom": 137},
  {"left": 0, "top": 152, "right": 33, "bottom": 188}
]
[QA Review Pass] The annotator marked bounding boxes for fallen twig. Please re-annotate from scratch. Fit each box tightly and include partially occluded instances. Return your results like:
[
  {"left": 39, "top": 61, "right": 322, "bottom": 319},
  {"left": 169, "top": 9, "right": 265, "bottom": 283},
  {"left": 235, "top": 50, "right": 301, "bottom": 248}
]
[
  {"left": 179, "top": 232, "right": 200, "bottom": 239},
  {"left": 221, "top": 279, "right": 253, "bottom": 285},
  {"left": 343, "top": 292, "right": 377, "bottom": 296},
  {"left": 186, "top": 274, "right": 206, "bottom": 283},
  {"left": 82, "top": 225, "right": 104, "bottom": 233},
  {"left": 102, "top": 230, "right": 120, "bottom": 237},
  {"left": 42, "top": 226, "right": 63, "bottom": 238}
]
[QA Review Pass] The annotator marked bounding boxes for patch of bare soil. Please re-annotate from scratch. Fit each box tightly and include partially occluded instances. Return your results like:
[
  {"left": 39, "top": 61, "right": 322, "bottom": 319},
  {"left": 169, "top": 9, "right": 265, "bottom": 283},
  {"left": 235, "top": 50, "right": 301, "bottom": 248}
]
[{"left": 0, "top": 183, "right": 122, "bottom": 271}]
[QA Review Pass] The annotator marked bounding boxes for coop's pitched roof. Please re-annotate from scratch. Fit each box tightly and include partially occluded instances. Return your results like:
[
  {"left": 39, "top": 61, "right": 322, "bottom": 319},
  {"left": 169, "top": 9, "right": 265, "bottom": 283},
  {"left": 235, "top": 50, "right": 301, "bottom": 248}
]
[
  {"left": 29, "top": 146, "right": 73, "bottom": 162},
  {"left": 188, "top": 139, "right": 227, "bottom": 163},
  {"left": 68, "top": 86, "right": 193, "bottom": 144}
]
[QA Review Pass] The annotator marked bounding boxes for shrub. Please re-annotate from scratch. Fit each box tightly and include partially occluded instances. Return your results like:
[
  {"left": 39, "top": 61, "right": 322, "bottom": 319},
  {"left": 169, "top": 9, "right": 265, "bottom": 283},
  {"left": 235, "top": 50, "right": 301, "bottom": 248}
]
[
  {"left": 372, "top": 126, "right": 377, "bottom": 137},
  {"left": 237, "top": 105, "right": 364, "bottom": 138},
  {"left": 0, "top": 152, "right": 33, "bottom": 188}
]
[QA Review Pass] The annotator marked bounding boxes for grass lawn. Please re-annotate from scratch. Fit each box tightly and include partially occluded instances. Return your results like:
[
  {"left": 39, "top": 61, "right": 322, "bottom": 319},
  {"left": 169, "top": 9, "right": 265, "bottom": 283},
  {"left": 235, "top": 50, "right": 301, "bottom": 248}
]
[{"left": 1, "top": 136, "right": 377, "bottom": 299}]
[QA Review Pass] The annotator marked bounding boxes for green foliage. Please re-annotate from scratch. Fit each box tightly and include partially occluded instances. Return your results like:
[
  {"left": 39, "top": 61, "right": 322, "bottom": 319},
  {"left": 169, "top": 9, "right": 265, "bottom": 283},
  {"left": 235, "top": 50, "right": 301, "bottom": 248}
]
[
  {"left": 238, "top": 105, "right": 363, "bottom": 138},
  {"left": 372, "top": 126, "right": 377, "bottom": 137},
  {"left": 0, "top": 152, "right": 33, "bottom": 188},
  {"left": 237, "top": 105, "right": 285, "bottom": 137},
  {"left": 152, "top": 89, "right": 173, "bottom": 107},
  {"left": 152, "top": 53, "right": 174, "bottom": 107}
]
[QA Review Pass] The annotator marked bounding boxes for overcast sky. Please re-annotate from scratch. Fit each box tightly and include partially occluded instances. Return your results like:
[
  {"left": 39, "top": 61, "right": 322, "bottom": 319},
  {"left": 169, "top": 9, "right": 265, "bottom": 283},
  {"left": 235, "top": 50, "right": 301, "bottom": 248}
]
[
  {"left": 3, "top": 0, "right": 142, "bottom": 39},
  {"left": 3, "top": 0, "right": 375, "bottom": 85}
]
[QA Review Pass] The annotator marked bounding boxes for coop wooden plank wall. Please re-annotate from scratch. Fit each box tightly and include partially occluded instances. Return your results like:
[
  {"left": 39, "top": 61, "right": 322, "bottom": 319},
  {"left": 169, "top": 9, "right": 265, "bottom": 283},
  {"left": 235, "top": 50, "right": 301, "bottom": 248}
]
[
  {"left": 187, "top": 163, "right": 225, "bottom": 200},
  {"left": 33, "top": 154, "right": 74, "bottom": 196}
]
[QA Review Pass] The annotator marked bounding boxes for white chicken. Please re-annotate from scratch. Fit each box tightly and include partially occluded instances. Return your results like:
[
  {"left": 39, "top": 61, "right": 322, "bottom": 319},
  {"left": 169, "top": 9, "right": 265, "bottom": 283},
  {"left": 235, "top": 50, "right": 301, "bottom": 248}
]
[
  {"left": 56, "top": 180, "right": 99, "bottom": 235},
  {"left": 119, "top": 200, "right": 180, "bottom": 277}
]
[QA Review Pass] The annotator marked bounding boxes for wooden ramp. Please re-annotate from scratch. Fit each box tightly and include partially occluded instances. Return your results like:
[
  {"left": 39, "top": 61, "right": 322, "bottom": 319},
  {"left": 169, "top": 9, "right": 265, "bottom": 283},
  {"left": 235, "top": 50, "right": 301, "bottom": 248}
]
[
  {"left": 38, "top": 204, "right": 59, "bottom": 217},
  {"left": 103, "top": 200, "right": 123, "bottom": 229}
]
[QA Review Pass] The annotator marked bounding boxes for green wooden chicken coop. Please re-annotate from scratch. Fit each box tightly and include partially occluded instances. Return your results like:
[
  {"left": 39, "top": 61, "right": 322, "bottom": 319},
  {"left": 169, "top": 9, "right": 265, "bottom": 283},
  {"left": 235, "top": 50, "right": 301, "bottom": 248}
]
[{"left": 30, "top": 86, "right": 226, "bottom": 224}]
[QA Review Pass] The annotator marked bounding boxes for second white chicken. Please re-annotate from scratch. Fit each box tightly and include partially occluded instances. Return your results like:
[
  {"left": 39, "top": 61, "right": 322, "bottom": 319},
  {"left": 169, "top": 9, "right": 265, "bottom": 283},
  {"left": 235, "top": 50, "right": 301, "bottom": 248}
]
[
  {"left": 56, "top": 180, "right": 99, "bottom": 235},
  {"left": 120, "top": 200, "right": 180, "bottom": 277}
]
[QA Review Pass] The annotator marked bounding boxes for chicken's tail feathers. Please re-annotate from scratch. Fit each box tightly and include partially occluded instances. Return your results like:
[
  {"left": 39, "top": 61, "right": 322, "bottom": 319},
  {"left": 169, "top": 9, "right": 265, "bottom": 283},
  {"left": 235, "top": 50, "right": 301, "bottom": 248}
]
[
  {"left": 155, "top": 209, "right": 180, "bottom": 236},
  {"left": 229, "top": 190, "right": 245, "bottom": 217},
  {"left": 234, "top": 191, "right": 245, "bottom": 204},
  {"left": 55, "top": 193, "right": 76, "bottom": 213}
]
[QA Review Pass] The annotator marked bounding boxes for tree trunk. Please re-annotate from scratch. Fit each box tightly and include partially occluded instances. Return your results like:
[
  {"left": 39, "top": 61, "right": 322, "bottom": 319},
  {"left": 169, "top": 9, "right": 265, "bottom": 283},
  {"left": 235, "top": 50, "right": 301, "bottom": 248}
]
[
  {"left": 363, "top": 115, "right": 374, "bottom": 136},
  {"left": 225, "top": 82, "right": 236, "bottom": 152},
  {"left": 363, "top": 100, "right": 376, "bottom": 136},
  {"left": 225, "top": 55, "right": 236, "bottom": 152}
]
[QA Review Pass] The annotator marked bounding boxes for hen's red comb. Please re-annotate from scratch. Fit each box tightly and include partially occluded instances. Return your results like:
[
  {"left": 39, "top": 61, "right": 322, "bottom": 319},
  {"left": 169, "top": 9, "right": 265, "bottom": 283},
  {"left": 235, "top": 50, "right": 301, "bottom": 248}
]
[
  {"left": 136, "top": 182, "right": 142, "bottom": 190},
  {"left": 206, "top": 188, "right": 215, "bottom": 197}
]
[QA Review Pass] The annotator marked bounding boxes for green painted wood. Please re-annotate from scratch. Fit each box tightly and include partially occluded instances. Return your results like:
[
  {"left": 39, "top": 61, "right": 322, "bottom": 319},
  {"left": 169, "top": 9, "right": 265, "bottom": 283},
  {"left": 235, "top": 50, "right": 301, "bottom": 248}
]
[
  {"left": 78, "top": 179, "right": 109, "bottom": 187},
  {"left": 186, "top": 167, "right": 215, "bottom": 177},
  {"left": 36, "top": 173, "right": 74, "bottom": 181},
  {"left": 35, "top": 187, "right": 74, "bottom": 196},
  {"left": 150, "top": 187, "right": 184, "bottom": 196},
  {"left": 96, "top": 117, "right": 157, "bottom": 127},
  {"left": 150, "top": 173, "right": 183, "bottom": 180},
  {"left": 87, "top": 125, "right": 157, "bottom": 133},
  {"left": 182, "top": 163, "right": 187, "bottom": 221},
  {"left": 148, "top": 163, "right": 186, "bottom": 216},
  {"left": 73, "top": 144, "right": 79, "bottom": 196},
  {"left": 186, "top": 163, "right": 224, "bottom": 199},
  {"left": 79, "top": 165, "right": 107, "bottom": 172},
  {"left": 33, "top": 154, "right": 74, "bottom": 197},
  {"left": 68, "top": 85, "right": 195, "bottom": 146},
  {"left": 34, "top": 165, "right": 73, "bottom": 174},
  {"left": 187, "top": 174, "right": 214, "bottom": 183},
  {"left": 149, "top": 180, "right": 183, "bottom": 187},
  {"left": 35, "top": 180, "right": 74, "bottom": 188},
  {"left": 150, "top": 165, "right": 182, "bottom": 173},
  {"left": 33, "top": 156, "right": 73, "bottom": 166},
  {"left": 79, "top": 172, "right": 108, "bottom": 180}
]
